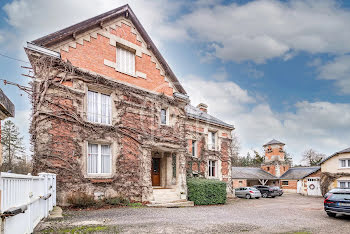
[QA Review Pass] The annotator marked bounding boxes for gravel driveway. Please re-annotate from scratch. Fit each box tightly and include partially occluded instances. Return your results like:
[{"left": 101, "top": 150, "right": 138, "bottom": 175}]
[{"left": 36, "top": 193, "right": 350, "bottom": 233}]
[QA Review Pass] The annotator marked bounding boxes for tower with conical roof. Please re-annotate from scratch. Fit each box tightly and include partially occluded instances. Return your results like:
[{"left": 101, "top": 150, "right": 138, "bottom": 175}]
[{"left": 261, "top": 139, "right": 290, "bottom": 177}]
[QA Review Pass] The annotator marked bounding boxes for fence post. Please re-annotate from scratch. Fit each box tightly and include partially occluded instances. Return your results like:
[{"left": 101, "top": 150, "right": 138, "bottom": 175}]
[
  {"left": 38, "top": 173, "right": 48, "bottom": 218},
  {"left": 52, "top": 174, "right": 56, "bottom": 206}
]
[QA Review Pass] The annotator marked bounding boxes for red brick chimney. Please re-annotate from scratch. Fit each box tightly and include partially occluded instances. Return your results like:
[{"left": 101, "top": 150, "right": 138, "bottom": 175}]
[{"left": 197, "top": 103, "right": 208, "bottom": 113}]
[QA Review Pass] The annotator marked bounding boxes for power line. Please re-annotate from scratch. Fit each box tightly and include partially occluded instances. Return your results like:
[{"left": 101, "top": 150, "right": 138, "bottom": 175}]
[{"left": 0, "top": 52, "right": 30, "bottom": 64}]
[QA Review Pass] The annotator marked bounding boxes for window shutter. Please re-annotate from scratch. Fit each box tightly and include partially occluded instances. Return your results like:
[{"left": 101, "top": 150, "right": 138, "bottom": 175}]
[{"left": 116, "top": 47, "right": 135, "bottom": 75}]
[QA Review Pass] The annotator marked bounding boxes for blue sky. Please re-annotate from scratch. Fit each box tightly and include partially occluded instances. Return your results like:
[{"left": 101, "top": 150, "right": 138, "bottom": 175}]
[{"left": 1, "top": 0, "right": 350, "bottom": 164}]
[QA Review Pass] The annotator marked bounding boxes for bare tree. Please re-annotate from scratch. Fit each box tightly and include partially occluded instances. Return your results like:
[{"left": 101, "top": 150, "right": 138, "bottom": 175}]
[
  {"left": 302, "top": 149, "right": 325, "bottom": 166},
  {"left": 1, "top": 120, "right": 26, "bottom": 171},
  {"left": 230, "top": 133, "right": 241, "bottom": 166}
]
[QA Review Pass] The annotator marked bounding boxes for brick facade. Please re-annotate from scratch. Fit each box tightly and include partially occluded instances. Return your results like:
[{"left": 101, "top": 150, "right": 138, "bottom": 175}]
[{"left": 27, "top": 8, "right": 233, "bottom": 204}]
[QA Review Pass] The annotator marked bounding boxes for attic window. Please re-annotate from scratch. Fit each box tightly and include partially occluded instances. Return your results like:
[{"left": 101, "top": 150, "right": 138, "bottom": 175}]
[{"left": 116, "top": 46, "right": 135, "bottom": 76}]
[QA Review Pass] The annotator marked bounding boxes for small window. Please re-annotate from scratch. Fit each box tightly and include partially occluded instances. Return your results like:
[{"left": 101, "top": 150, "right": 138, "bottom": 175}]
[
  {"left": 208, "top": 160, "right": 216, "bottom": 177},
  {"left": 192, "top": 140, "right": 197, "bottom": 157},
  {"left": 116, "top": 47, "right": 135, "bottom": 76},
  {"left": 338, "top": 181, "right": 350, "bottom": 188},
  {"left": 267, "top": 167, "right": 270, "bottom": 171},
  {"left": 282, "top": 181, "right": 289, "bottom": 186},
  {"left": 87, "top": 143, "right": 111, "bottom": 175},
  {"left": 339, "top": 159, "right": 350, "bottom": 168},
  {"left": 87, "top": 90, "right": 111, "bottom": 124},
  {"left": 208, "top": 131, "right": 216, "bottom": 150},
  {"left": 160, "top": 108, "right": 168, "bottom": 125}
]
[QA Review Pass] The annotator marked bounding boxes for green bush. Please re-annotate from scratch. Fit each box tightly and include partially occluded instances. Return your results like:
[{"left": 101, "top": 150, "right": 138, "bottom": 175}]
[
  {"left": 187, "top": 178, "right": 227, "bottom": 205},
  {"left": 67, "top": 192, "right": 96, "bottom": 208},
  {"left": 104, "top": 196, "right": 130, "bottom": 206}
]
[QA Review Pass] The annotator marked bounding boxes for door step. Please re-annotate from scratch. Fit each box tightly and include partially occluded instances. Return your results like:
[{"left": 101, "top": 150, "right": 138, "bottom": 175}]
[{"left": 146, "top": 200, "right": 194, "bottom": 208}]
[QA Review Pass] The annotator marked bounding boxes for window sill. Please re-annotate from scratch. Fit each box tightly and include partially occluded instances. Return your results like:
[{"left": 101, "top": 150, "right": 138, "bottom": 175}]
[
  {"left": 116, "top": 69, "right": 137, "bottom": 78},
  {"left": 86, "top": 174, "right": 113, "bottom": 179},
  {"left": 86, "top": 120, "right": 112, "bottom": 127}
]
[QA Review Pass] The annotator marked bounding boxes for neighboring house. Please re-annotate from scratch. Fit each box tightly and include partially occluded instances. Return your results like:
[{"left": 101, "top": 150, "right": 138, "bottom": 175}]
[
  {"left": 320, "top": 147, "right": 350, "bottom": 194},
  {"left": 25, "top": 5, "right": 234, "bottom": 205},
  {"left": 232, "top": 139, "right": 322, "bottom": 196},
  {"left": 0, "top": 88, "right": 15, "bottom": 165},
  {"left": 279, "top": 166, "right": 321, "bottom": 196},
  {"left": 231, "top": 167, "right": 278, "bottom": 187}
]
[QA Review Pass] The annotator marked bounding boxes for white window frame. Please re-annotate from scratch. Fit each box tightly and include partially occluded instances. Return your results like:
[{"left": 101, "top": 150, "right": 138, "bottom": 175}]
[
  {"left": 160, "top": 108, "right": 169, "bottom": 125},
  {"left": 192, "top": 140, "right": 197, "bottom": 157},
  {"left": 339, "top": 159, "right": 350, "bottom": 168},
  {"left": 338, "top": 180, "right": 350, "bottom": 188},
  {"left": 87, "top": 143, "right": 112, "bottom": 176},
  {"left": 116, "top": 46, "right": 135, "bottom": 76},
  {"left": 208, "top": 160, "right": 217, "bottom": 178},
  {"left": 208, "top": 131, "right": 216, "bottom": 150},
  {"left": 87, "top": 90, "right": 111, "bottom": 125}
]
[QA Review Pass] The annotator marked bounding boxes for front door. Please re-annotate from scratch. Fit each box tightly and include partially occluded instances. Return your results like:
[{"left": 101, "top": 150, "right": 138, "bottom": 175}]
[{"left": 151, "top": 158, "right": 161, "bottom": 186}]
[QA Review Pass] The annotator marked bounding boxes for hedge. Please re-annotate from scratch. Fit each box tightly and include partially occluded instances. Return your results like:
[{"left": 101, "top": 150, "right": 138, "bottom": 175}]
[{"left": 187, "top": 178, "right": 227, "bottom": 205}]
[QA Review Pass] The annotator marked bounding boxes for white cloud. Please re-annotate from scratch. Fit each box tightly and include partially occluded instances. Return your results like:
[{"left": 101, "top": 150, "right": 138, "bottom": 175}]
[
  {"left": 176, "top": 0, "right": 350, "bottom": 63},
  {"left": 317, "top": 55, "right": 350, "bottom": 94},
  {"left": 1, "top": 0, "right": 186, "bottom": 49},
  {"left": 182, "top": 75, "right": 350, "bottom": 164}
]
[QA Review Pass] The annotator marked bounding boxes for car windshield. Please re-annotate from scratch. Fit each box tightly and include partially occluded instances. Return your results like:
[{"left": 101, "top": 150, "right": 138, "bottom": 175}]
[
  {"left": 329, "top": 193, "right": 350, "bottom": 200},
  {"left": 250, "top": 188, "right": 259, "bottom": 191}
]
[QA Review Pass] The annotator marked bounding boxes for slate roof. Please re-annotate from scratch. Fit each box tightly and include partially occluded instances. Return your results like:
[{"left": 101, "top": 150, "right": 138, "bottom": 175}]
[
  {"left": 279, "top": 166, "right": 320, "bottom": 180},
  {"left": 231, "top": 167, "right": 277, "bottom": 180},
  {"left": 31, "top": 4, "right": 186, "bottom": 95},
  {"left": 185, "top": 105, "right": 234, "bottom": 129},
  {"left": 263, "top": 139, "right": 285, "bottom": 147},
  {"left": 320, "top": 147, "right": 350, "bottom": 164}
]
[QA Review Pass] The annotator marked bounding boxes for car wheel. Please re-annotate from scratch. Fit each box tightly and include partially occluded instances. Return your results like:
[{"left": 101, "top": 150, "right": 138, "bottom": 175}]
[
  {"left": 245, "top": 194, "right": 251, "bottom": 199},
  {"left": 262, "top": 193, "right": 268, "bottom": 198},
  {"left": 327, "top": 212, "right": 336, "bottom": 218}
]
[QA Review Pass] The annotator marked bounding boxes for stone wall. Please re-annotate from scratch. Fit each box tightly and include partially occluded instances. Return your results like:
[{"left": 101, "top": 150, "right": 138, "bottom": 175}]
[{"left": 29, "top": 59, "right": 187, "bottom": 205}]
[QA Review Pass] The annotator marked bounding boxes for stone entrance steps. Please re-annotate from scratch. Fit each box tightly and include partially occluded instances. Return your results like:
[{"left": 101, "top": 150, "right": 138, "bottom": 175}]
[{"left": 146, "top": 188, "right": 194, "bottom": 207}]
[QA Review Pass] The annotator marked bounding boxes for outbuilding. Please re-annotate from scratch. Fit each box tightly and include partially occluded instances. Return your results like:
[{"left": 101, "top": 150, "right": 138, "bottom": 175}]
[{"left": 279, "top": 166, "right": 321, "bottom": 196}]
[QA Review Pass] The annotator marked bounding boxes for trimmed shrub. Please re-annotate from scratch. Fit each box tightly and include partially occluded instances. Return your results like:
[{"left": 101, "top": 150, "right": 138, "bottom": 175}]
[
  {"left": 187, "top": 178, "right": 227, "bottom": 205},
  {"left": 104, "top": 196, "right": 130, "bottom": 206},
  {"left": 67, "top": 192, "right": 96, "bottom": 208}
]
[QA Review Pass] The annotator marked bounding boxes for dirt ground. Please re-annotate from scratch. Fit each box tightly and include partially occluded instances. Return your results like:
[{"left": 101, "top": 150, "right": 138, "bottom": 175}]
[{"left": 36, "top": 193, "right": 350, "bottom": 233}]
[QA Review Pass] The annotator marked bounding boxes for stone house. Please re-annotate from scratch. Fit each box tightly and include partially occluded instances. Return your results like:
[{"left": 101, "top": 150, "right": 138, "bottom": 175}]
[
  {"left": 320, "top": 147, "right": 350, "bottom": 194},
  {"left": 232, "top": 139, "right": 322, "bottom": 196},
  {"left": 24, "top": 5, "right": 234, "bottom": 205}
]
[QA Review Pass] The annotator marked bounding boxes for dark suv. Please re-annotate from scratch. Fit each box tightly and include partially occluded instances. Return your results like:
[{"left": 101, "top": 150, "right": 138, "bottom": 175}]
[
  {"left": 253, "top": 185, "right": 277, "bottom": 198},
  {"left": 324, "top": 188, "right": 350, "bottom": 217}
]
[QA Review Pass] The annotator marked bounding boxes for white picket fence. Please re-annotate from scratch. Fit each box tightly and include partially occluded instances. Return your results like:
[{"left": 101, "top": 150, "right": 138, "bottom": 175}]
[{"left": 0, "top": 172, "right": 56, "bottom": 234}]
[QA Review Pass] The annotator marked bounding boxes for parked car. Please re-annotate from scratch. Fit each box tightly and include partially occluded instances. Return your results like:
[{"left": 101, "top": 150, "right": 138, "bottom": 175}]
[
  {"left": 253, "top": 185, "right": 277, "bottom": 198},
  {"left": 235, "top": 187, "right": 261, "bottom": 199},
  {"left": 324, "top": 187, "right": 349, "bottom": 198},
  {"left": 324, "top": 188, "right": 350, "bottom": 218},
  {"left": 271, "top": 186, "right": 283, "bottom": 196}
]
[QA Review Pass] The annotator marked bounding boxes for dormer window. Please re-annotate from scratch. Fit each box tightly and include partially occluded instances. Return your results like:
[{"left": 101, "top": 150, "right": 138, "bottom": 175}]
[{"left": 116, "top": 46, "right": 135, "bottom": 76}]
